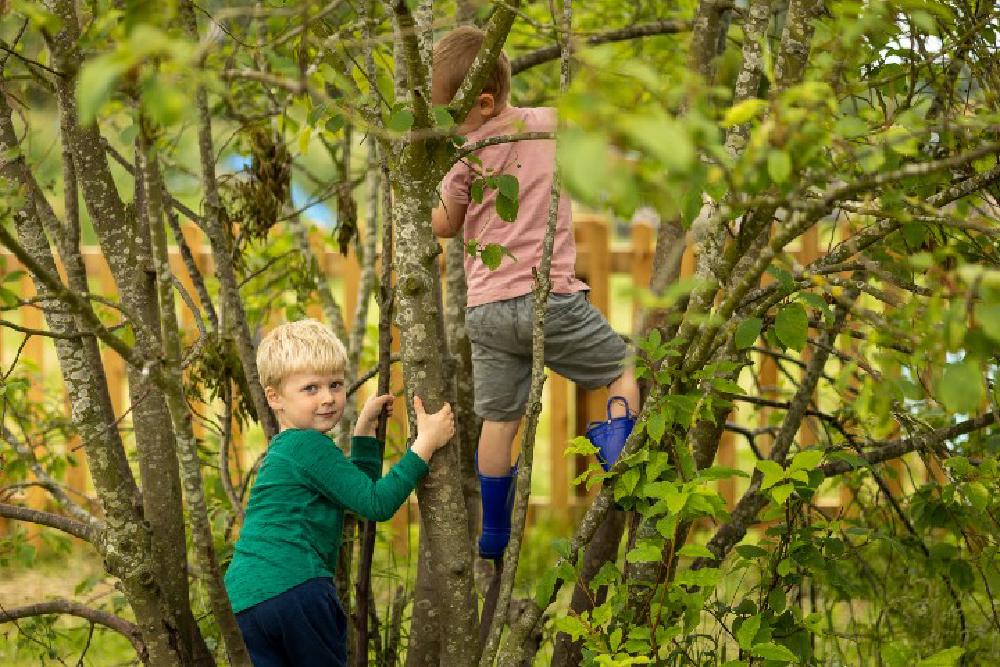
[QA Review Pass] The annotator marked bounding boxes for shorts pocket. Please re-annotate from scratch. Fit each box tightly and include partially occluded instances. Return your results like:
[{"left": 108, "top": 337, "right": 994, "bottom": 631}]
[{"left": 547, "top": 292, "right": 583, "bottom": 318}]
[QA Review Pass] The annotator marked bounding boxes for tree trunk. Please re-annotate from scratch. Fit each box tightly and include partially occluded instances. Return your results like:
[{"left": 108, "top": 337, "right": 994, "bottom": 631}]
[
  {"left": 390, "top": 159, "right": 479, "bottom": 663},
  {"left": 0, "top": 94, "right": 192, "bottom": 667}
]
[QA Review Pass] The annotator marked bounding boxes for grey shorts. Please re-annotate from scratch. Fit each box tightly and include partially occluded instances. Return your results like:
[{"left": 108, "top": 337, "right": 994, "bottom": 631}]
[{"left": 466, "top": 291, "right": 628, "bottom": 421}]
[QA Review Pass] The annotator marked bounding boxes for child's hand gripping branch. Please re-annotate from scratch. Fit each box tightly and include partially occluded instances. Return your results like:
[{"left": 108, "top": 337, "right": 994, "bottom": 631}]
[
  {"left": 354, "top": 393, "right": 394, "bottom": 437},
  {"left": 410, "top": 396, "right": 456, "bottom": 462}
]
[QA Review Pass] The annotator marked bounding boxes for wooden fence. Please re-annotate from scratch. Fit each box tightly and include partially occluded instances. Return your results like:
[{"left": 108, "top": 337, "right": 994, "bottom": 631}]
[{"left": 1, "top": 215, "right": 920, "bottom": 546}]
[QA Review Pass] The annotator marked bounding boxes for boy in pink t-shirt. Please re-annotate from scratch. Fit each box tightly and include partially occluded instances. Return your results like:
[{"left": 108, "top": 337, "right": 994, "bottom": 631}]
[{"left": 431, "top": 27, "right": 640, "bottom": 561}]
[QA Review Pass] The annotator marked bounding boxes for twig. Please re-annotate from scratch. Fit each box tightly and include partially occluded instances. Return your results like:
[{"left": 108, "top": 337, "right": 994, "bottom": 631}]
[
  {"left": 347, "top": 356, "right": 400, "bottom": 397},
  {"left": 0, "top": 599, "right": 145, "bottom": 659},
  {"left": 511, "top": 19, "right": 694, "bottom": 74},
  {"left": 0, "top": 503, "right": 99, "bottom": 542},
  {"left": 452, "top": 131, "right": 555, "bottom": 163}
]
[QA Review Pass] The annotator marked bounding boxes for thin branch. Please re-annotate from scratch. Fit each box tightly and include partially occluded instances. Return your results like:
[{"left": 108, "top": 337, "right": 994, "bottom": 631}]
[
  {"left": 165, "top": 207, "right": 219, "bottom": 331},
  {"left": 101, "top": 139, "right": 205, "bottom": 228},
  {"left": 0, "top": 320, "right": 106, "bottom": 339},
  {"left": 0, "top": 503, "right": 98, "bottom": 543},
  {"left": 820, "top": 412, "right": 998, "bottom": 476},
  {"left": 0, "top": 599, "right": 145, "bottom": 658},
  {"left": 347, "top": 356, "right": 400, "bottom": 397},
  {"left": 452, "top": 131, "right": 555, "bottom": 164},
  {"left": 1, "top": 424, "right": 101, "bottom": 528},
  {"left": 511, "top": 19, "right": 695, "bottom": 75},
  {"left": 221, "top": 67, "right": 308, "bottom": 93}
]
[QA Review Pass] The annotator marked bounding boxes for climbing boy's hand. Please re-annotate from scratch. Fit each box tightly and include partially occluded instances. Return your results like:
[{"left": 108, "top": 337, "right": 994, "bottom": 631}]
[
  {"left": 410, "top": 396, "right": 455, "bottom": 462},
  {"left": 354, "top": 394, "right": 394, "bottom": 437}
]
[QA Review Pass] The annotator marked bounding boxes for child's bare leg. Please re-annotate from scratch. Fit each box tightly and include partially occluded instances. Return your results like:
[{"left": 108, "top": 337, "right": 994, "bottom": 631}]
[
  {"left": 477, "top": 419, "right": 520, "bottom": 475},
  {"left": 608, "top": 366, "right": 640, "bottom": 415}
]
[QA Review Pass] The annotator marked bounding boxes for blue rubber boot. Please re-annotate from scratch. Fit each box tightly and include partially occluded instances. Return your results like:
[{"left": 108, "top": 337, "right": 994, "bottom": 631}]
[
  {"left": 586, "top": 396, "right": 636, "bottom": 472},
  {"left": 478, "top": 463, "right": 517, "bottom": 561}
]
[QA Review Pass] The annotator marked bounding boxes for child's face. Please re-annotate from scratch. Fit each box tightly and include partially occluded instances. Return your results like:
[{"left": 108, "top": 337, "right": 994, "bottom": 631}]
[{"left": 266, "top": 370, "right": 346, "bottom": 433}]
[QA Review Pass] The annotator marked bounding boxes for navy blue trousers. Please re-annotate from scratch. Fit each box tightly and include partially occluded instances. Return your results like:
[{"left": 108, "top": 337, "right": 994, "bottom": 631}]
[{"left": 235, "top": 577, "right": 347, "bottom": 666}]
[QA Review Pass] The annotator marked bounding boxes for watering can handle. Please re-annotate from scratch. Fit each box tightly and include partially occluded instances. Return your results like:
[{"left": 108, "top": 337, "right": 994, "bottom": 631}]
[{"left": 606, "top": 396, "right": 633, "bottom": 421}]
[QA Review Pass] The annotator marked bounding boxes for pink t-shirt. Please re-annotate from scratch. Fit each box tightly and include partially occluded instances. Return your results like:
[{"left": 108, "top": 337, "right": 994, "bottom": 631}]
[{"left": 441, "top": 106, "right": 588, "bottom": 307}]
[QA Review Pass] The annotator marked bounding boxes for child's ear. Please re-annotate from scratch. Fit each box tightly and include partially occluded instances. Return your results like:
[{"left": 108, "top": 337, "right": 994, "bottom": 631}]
[
  {"left": 264, "top": 385, "right": 282, "bottom": 410},
  {"left": 479, "top": 92, "right": 496, "bottom": 117}
]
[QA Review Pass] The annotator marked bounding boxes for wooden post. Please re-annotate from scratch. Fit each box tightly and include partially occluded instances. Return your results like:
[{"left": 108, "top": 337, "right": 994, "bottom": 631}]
[
  {"left": 548, "top": 374, "right": 570, "bottom": 521},
  {"left": 573, "top": 215, "right": 612, "bottom": 502},
  {"left": 630, "top": 222, "right": 655, "bottom": 333}
]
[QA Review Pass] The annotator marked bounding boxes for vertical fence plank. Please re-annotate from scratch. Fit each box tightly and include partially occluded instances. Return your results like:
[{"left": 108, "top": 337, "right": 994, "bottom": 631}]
[
  {"left": 20, "top": 268, "right": 47, "bottom": 547},
  {"left": 548, "top": 374, "right": 570, "bottom": 521},
  {"left": 574, "top": 215, "right": 611, "bottom": 503}
]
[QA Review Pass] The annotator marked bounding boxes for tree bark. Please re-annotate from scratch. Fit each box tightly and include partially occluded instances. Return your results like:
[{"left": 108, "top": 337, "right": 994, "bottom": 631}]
[
  {"left": 138, "top": 124, "right": 252, "bottom": 666},
  {"left": 44, "top": 6, "right": 209, "bottom": 662},
  {"left": 0, "top": 95, "right": 191, "bottom": 667}
]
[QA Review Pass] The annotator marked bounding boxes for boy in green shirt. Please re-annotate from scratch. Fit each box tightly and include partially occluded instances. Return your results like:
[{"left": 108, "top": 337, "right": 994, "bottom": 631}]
[{"left": 224, "top": 319, "right": 454, "bottom": 666}]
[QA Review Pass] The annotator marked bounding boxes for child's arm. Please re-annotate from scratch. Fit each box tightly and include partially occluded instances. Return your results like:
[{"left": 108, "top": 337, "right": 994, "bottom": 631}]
[
  {"left": 295, "top": 399, "right": 454, "bottom": 521},
  {"left": 432, "top": 195, "right": 467, "bottom": 238}
]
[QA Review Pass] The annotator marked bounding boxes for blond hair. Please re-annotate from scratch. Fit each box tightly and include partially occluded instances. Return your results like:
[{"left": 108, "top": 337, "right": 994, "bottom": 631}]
[
  {"left": 256, "top": 319, "right": 347, "bottom": 388},
  {"left": 432, "top": 26, "right": 511, "bottom": 105}
]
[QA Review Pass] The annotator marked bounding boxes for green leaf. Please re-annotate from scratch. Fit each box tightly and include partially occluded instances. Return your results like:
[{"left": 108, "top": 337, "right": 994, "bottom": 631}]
[
  {"left": 775, "top": 303, "right": 808, "bottom": 351},
  {"left": 495, "top": 193, "right": 518, "bottom": 222},
  {"left": 470, "top": 179, "right": 485, "bottom": 203},
  {"left": 789, "top": 449, "right": 823, "bottom": 471},
  {"left": 325, "top": 114, "right": 346, "bottom": 133},
  {"left": 626, "top": 543, "right": 663, "bottom": 563},
  {"left": 553, "top": 615, "right": 587, "bottom": 640},
  {"left": 480, "top": 243, "right": 513, "bottom": 270},
  {"left": 975, "top": 303, "right": 1000, "bottom": 341},
  {"left": 723, "top": 99, "right": 768, "bottom": 127},
  {"left": 963, "top": 481, "right": 989, "bottom": 512},
  {"left": 433, "top": 105, "right": 455, "bottom": 129},
  {"left": 617, "top": 467, "right": 641, "bottom": 499},
  {"left": 735, "top": 317, "right": 763, "bottom": 349},
  {"left": 76, "top": 53, "right": 128, "bottom": 126},
  {"left": 768, "top": 150, "right": 792, "bottom": 184},
  {"left": 387, "top": 108, "right": 414, "bottom": 132},
  {"left": 736, "top": 615, "right": 761, "bottom": 650},
  {"left": 937, "top": 360, "right": 984, "bottom": 413},
  {"left": 798, "top": 291, "right": 827, "bottom": 311},
  {"left": 698, "top": 465, "right": 750, "bottom": 481},
  {"left": 756, "top": 460, "right": 785, "bottom": 490},
  {"left": 835, "top": 115, "right": 869, "bottom": 138},
  {"left": 557, "top": 128, "right": 609, "bottom": 202},
  {"left": 750, "top": 642, "right": 798, "bottom": 663},
  {"left": 767, "top": 266, "right": 795, "bottom": 290},
  {"left": 534, "top": 567, "right": 558, "bottom": 607},
  {"left": 770, "top": 483, "right": 795, "bottom": 505},
  {"left": 916, "top": 647, "right": 964, "bottom": 667},
  {"left": 141, "top": 74, "right": 187, "bottom": 127},
  {"left": 647, "top": 410, "right": 666, "bottom": 442},
  {"left": 677, "top": 544, "right": 714, "bottom": 559},
  {"left": 11, "top": 0, "right": 64, "bottom": 31},
  {"left": 496, "top": 174, "right": 519, "bottom": 200},
  {"left": 735, "top": 544, "right": 769, "bottom": 559}
]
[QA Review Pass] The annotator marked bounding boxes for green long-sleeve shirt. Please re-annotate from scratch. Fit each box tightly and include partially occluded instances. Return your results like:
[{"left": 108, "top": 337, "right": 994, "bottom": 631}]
[{"left": 224, "top": 429, "right": 428, "bottom": 613}]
